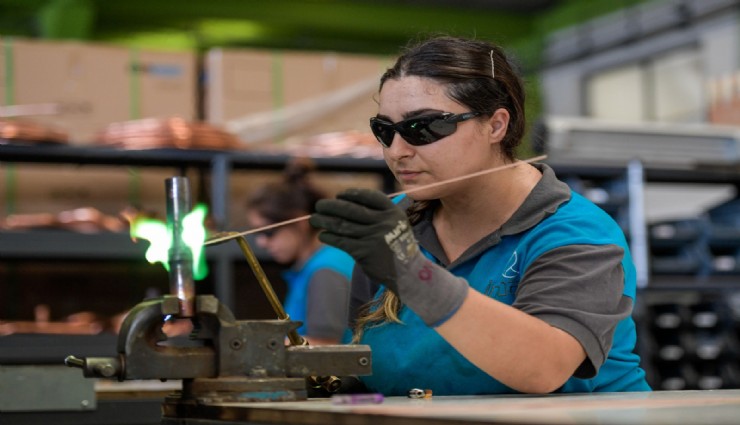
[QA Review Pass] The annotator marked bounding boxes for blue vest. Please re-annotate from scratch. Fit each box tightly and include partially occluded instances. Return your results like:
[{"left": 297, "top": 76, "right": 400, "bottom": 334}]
[
  {"left": 360, "top": 192, "right": 650, "bottom": 395},
  {"left": 281, "top": 246, "right": 354, "bottom": 335}
]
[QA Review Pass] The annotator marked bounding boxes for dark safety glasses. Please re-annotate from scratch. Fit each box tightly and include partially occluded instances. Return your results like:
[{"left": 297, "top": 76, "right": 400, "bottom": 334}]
[{"left": 369, "top": 111, "right": 481, "bottom": 148}]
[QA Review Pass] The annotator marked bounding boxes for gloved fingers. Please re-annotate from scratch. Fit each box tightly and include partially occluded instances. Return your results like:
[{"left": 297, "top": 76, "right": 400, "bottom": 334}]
[
  {"left": 336, "top": 188, "right": 396, "bottom": 211},
  {"left": 315, "top": 198, "right": 387, "bottom": 224},
  {"left": 318, "top": 231, "right": 397, "bottom": 287},
  {"left": 317, "top": 231, "right": 364, "bottom": 253},
  {"left": 309, "top": 213, "right": 383, "bottom": 238},
  {"left": 309, "top": 213, "right": 346, "bottom": 234}
]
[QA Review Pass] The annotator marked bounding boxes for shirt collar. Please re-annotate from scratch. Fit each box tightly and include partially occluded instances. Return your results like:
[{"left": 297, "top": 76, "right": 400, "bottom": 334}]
[{"left": 406, "top": 163, "right": 571, "bottom": 267}]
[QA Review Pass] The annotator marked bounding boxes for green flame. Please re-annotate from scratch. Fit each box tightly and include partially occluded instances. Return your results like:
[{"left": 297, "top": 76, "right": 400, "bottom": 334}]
[
  {"left": 130, "top": 203, "right": 209, "bottom": 280},
  {"left": 183, "top": 204, "right": 208, "bottom": 280}
]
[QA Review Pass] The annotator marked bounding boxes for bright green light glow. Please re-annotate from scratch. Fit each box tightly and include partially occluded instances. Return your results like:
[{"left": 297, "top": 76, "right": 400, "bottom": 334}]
[
  {"left": 130, "top": 203, "right": 209, "bottom": 280},
  {"left": 131, "top": 218, "right": 171, "bottom": 267},
  {"left": 183, "top": 203, "right": 209, "bottom": 280}
]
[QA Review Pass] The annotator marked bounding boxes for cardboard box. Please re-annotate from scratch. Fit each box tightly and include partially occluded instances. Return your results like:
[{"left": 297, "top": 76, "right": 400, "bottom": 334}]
[
  {"left": 0, "top": 37, "right": 196, "bottom": 145},
  {"left": 204, "top": 48, "right": 274, "bottom": 123},
  {"left": 0, "top": 163, "right": 177, "bottom": 218},
  {"left": 1, "top": 38, "right": 130, "bottom": 143},
  {"left": 0, "top": 38, "right": 198, "bottom": 220},
  {"left": 205, "top": 48, "right": 389, "bottom": 146},
  {"left": 132, "top": 49, "right": 197, "bottom": 122}
]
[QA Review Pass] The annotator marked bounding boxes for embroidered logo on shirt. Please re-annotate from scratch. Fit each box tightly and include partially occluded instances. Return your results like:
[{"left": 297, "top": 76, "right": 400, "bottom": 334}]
[
  {"left": 484, "top": 251, "right": 520, "bottom": 300},
  {"left": 502, "top": 251, "right": 520, "bottom": 278}
]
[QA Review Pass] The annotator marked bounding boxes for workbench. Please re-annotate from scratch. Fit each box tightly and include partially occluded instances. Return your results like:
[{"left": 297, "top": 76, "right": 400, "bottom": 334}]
[
  {"left": 160, "top": 389, "right": 740, "bottom": 425},
  {"left": 6, "top": 388, "right": 739, "bottom": 425}
]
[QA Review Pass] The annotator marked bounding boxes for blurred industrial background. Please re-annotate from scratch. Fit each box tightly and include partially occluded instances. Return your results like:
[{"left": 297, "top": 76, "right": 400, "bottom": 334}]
[{"left": 2, "top": 0, "right": 740, "bottom": 421}]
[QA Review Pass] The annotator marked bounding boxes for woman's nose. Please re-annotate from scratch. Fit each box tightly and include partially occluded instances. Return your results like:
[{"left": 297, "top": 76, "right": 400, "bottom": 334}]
[{"left": 385, "top": 133, "right": 414, "bottom": 159}]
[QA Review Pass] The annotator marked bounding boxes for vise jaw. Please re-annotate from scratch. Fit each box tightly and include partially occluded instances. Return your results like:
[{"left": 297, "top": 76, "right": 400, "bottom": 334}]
[{"left": 66, "top": 294, "right": 371, "bottom": 402}]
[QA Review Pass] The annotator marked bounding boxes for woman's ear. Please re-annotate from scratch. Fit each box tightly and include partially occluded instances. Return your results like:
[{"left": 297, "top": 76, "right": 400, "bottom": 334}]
[{"left": 488, "top": 108, "right": 510, "bottom": 144}]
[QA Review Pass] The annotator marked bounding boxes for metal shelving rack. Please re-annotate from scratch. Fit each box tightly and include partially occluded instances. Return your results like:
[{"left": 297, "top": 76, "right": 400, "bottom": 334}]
[
  {"left": 4, "top": 143, "right": 740, "bottom": 391},
  {"left": 550, "top": 158, "right": 740, "bottom": 391},
  {"left": 4, "top": 144, "right": 740, "bottom": 307},
  {"left": 0, "top": 144, "right": 393, "bottom": 308}
]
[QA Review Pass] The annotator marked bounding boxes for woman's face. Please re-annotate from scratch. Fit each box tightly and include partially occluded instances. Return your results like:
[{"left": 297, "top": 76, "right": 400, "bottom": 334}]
[
  {"left": 246, "top": 210, "right": 306, "bottom": 265},
  {"left": 377, "top": 76, "right": 500, "bottom": 200}
]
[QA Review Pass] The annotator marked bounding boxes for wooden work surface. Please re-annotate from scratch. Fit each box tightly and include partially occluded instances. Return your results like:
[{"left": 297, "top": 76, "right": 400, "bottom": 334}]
[{"left": 162, "top": 389, "right": 740, "bottom": 425}]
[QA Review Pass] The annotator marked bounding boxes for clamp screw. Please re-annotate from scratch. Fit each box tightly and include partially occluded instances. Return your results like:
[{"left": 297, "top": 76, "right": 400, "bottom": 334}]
[
  {"left": 65, "top": 355, "right": 84, "bottom": 369},
  {"left": 95, "top": 363, "right": 116, "bottom": 378}
]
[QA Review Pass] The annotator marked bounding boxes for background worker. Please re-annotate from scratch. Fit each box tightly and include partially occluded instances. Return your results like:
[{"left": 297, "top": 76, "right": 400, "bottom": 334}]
[
  {"left": 246, "top": 158, "right": 354, "bottom": 345},
  {"left": 310, "top": 35, "right": 651, "bottom": 394}
]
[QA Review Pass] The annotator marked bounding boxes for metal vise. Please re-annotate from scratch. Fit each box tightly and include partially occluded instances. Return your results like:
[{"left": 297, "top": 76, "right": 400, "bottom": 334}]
[
  {"left": 65, "top": 176, "right": 371, "bottom": 402},
  {"left": 66, "top": 294, "right": 371, "bottom": 402}
]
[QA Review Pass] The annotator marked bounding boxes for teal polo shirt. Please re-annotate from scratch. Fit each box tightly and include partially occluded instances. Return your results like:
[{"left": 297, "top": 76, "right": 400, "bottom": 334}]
[{"left": 352, "top": 164, "right": 651, "bottom": 395}]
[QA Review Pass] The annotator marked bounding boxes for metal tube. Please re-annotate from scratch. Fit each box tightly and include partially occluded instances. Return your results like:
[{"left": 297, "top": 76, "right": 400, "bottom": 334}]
[
  {"left": 166, "top": 176, "right": 195, "bottom": 317},
  {"left": 234, "top": 234, "right": 341, "bottom": 392},
  {"left": 234, "top": 236, "right": 304, "bottom": 346}
]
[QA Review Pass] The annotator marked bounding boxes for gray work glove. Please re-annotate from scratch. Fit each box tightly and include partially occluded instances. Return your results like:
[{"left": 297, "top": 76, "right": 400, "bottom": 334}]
[{"left": 309, "top": 188, "right": 468, "bottom": 327}]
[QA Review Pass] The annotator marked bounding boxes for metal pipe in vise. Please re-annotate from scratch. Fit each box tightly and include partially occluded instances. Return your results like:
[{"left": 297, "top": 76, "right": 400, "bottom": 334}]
[
  {"left": 234, "top": 235, "right": 341, "bottom": 392},
  {"left": 166, "top": 176, "right": 196, "bottom": 317},
  {"left": 234, "top": 235, "right": 304, "bottom": 346}
]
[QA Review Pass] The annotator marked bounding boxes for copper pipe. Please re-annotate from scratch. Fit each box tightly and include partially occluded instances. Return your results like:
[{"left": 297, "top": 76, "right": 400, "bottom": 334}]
[{"left": 204, "top": 154, "right": 547, "bottom": 246}]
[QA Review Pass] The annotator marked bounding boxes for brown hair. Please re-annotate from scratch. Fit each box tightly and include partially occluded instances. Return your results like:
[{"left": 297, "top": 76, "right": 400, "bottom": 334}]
[
  {"left": 380, "top": 35, "right": 526, "bottom": 160},
  {"left": 246, "top": 157, "right": 325, "bottom": 229},
  {"left": 353, "top": 35, "right": 527, "bottom": 342}
]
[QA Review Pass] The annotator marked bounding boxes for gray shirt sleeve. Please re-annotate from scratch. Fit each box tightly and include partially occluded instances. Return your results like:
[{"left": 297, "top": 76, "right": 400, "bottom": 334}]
[
  {"left": 513, "top": 243, "right": 632, "bottom": 379},
  {"left": 305, "top": 268, "right": 351, "bottom": 340}
]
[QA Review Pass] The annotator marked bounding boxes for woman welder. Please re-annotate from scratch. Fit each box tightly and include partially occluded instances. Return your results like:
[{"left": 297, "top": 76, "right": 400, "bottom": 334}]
[{"left": 309, "top": 35, "right": 651, "bottom": 394}]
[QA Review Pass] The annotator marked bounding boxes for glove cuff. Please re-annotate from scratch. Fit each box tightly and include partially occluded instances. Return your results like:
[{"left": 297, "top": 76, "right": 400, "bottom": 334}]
[{"left": 397, "top": 253, "right": 470, "bottom": 327}]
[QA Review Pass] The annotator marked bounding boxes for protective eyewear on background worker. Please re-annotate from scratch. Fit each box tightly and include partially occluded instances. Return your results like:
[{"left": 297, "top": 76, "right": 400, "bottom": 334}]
[{"left": 369, "top": 111, "right": 481, "bottom": 148}]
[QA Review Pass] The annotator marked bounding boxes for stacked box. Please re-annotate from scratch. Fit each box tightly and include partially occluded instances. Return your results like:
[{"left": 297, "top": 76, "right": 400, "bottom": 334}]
[
  {"left": 0, "top": 37, "right": 197, "bottom": 144},
  {"left": 0, "top": 38, "right": 130, "bottom": 143},
  {"left": 205, "top": 48, "right": 390, "bottom": 226},
  {"left": 0, "top": 38, "right": 197, "bottom": 217},
  {"left": 205, "top": 47, "right": 389, "bottom": 146}
]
